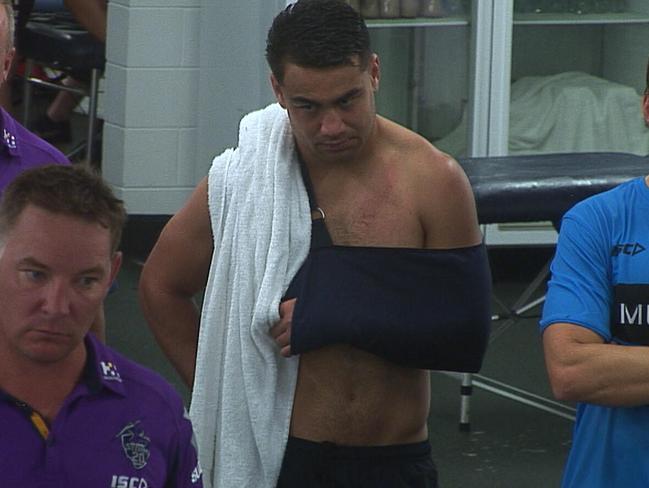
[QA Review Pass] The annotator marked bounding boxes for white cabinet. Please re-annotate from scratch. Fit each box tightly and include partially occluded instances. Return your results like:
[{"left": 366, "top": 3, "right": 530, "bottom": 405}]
[
  {"left": 367, "top": 1, "right": 512, "bottom": 157},
  {"left": 506, "top": 0, "right": 649, "bottom": 155},
  {"left": 491, "top": 0, "right": 649, "bottom": 245},
  {"left": 369, "top": 0, "right": 649, "bottom": 245},
  {"left": 367, "top": 4, "right": 477, "bottom": 152}
]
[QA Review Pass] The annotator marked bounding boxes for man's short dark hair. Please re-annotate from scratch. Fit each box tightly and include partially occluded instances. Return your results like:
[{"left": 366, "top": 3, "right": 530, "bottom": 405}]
[
  {"left": 0, "top": 165, "right": 126, "bottom": 253},
  {"left": 645, "top": 55, "right": 649, "bottom": 94},
  {"left": 266, "top": 0, "right": 371, "bottom": 84}
]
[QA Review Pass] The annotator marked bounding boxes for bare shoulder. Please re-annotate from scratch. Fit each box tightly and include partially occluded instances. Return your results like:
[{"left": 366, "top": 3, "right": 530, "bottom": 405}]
[
  {"left": 380, "top": 118, "right": 481, "bottom": 248},
  {"left": 395, "top": 121, "right": 461, "bottom": 175},
  {"left": 380, "top": 117, "right": 466, "bottom": 181},
  {"left": 171, "top": 177, "right": 212, "bottom": 236},
  {"left": 157, "top": 177, "right": 212, "bottom": 255}
]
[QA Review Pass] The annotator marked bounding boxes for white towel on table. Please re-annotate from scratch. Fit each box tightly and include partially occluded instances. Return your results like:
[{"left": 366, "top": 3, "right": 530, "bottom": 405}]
[
  {"left": 436, "top": 71, "right": 649, "bottom": 157},
  {"left": 190, "top": 103, "right": 310, "bottom": 488}
]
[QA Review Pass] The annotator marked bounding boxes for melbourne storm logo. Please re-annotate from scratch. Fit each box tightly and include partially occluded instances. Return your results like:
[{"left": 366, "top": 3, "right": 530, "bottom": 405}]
[{"left": 116, "top": 421, "right": 151, "bottom": 469}]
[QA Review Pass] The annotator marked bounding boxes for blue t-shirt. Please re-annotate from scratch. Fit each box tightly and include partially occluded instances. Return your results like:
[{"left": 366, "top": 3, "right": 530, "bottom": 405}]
[
  {"left": 540, "top": 176, "right": 649, "bottom": 488},
  {"left": 0, "top": 334, "right": 203, "bottom": 487}
]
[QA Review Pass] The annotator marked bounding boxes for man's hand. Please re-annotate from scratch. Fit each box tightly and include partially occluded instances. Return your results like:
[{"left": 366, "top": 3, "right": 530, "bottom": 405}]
[{"left": 270, "top": 298, "right": 295, "bottom": 357}]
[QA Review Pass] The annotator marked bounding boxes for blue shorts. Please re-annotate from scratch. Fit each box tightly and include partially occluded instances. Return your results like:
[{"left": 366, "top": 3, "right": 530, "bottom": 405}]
[{"left": 276, "top": 436, "right": 438, "bottom": 488}]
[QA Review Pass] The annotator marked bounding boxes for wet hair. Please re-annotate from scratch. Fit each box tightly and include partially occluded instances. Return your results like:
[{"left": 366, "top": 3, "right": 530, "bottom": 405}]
[
  {"left": 0, "top": 165, "right": 126, "bottom": 253},
  {"left": 266, "top": 0, "right": 371, "bottom": 84}
]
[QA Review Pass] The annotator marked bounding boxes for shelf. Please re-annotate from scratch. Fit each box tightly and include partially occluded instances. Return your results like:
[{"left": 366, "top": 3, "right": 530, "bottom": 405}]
[
  {"left": 513, "top": 11, "right": 649, "bottom": 25},
  {"left": 366, "top": 16, "right": 469, "bottom": 28},
  {"left": 367, "top": 11, "right": 649, "bottom": 28}
]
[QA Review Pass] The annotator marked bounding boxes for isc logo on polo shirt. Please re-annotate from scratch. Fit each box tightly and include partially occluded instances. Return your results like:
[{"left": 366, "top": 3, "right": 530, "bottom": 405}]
[
  {"left": 110, "top": 475, "right": 148, "bottom": 488},
  {"left": 100, "top": 361, "right": 122, "bottom": 382}
]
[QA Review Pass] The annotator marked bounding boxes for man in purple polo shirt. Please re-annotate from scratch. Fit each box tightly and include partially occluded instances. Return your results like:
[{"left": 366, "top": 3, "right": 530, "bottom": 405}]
[
  {"left": 0, "top": 1, "right": 118, "bottom": 342},
  {"left": 0, "top": 0, "right": 69, "bottom": 196},
  {"left": 0, "top": 165, "right": 203, "bottom": 487},
  {"left": 0, "top": 102, "right": 69, "bottom": 191}
]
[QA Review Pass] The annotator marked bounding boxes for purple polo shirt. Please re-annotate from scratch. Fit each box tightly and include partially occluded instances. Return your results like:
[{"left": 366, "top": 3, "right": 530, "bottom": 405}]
[
  {"left": 0, "top": 334, "right": 203, "bottom": 487},
  {"left": 0, "top": 107, "right": 69, "bottom": 195}
]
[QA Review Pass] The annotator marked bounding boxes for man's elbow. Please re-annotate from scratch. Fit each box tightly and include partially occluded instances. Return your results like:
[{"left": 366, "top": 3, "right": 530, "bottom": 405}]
[
  {"left": 137, "top": 264, "right": 174, "bottom": 321},
  {"left": 138, "top": 262, "right": 198, "bottom": 317},
  {"left": 546, "top": 364, "right": 584, "bottom": 402}
]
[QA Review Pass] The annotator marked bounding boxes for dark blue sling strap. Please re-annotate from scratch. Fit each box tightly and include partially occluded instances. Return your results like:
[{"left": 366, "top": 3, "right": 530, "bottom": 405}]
[{"left": 297, "top": 152, "right": 333, "bottom": 249}]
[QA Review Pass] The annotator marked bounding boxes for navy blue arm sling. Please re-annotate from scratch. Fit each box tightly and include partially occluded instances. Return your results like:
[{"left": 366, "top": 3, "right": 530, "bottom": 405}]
[{"left": 283, "top": 156, "right": 492, "bottom": 372}]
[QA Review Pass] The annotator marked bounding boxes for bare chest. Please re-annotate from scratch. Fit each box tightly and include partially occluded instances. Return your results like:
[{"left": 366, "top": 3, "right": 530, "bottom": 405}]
[{"left": 316, "top": 179, "right": 423, "bottom": 247}]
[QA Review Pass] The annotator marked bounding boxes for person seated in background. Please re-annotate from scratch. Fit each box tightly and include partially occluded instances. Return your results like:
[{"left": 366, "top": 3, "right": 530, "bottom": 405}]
[
  {"left": 63, "top": 0, "right": 105, "bottom": 41},
  {"left": 0, "top": 0, "right": 64, "bottom": 112},
  {"left": 31, "top": 0, "right": 106, "bottom": 143},
  {"left": 0, "top": 164, "right": 203, "bottom": 487},
  {"left": 540, "top": 58, "right": 649, "bottom": 488}
]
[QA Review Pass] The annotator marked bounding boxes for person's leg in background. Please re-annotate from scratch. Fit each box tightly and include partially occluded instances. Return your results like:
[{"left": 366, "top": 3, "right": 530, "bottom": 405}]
[{"left": 31, "top": 0, "right": 105, "bottom": 143}]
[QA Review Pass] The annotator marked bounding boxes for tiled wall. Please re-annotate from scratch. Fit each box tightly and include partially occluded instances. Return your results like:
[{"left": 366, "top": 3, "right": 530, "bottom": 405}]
[
  {"left": 103, "top": 0, "right": 201, "bottom": 214},
  {"left": 194, "top": 1, "right": 286, "bottom": 187}
]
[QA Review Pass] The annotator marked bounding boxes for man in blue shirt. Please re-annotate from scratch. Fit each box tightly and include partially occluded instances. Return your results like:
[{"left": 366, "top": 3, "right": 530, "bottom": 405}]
[
  {"left": 540, "top": 61, "right": 649, "bottom": 488},
  {"left": 0, "top": 165, "right": 203, "bottom": 487}
]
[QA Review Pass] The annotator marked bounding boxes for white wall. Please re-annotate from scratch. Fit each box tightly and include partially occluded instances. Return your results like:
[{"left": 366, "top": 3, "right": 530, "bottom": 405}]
[
  {"left": 103, "top": 0, "right": 284, "bottom": 214},
  {"left": 103, "top": 0, "right": 201, "bottom": 214},
  {"left": 195, "top": 1, "right": 285, "bottom": 178}
]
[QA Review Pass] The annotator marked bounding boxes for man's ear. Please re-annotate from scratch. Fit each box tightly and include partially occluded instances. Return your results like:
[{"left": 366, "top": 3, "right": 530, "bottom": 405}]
[
  {"left": 1, "top": 47, "right": 14, "bottom": 83},
  {"left": 270, "top": 73, "right": 286, "bottom": 108},
  {"left": 643, "top": 92, "right": 649, "bottom": 126},
  {"left": 369, "top": 53, "right": 380, "bottom": 92}
]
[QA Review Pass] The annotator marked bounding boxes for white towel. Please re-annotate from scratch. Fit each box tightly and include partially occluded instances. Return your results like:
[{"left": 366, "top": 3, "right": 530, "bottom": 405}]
[{"left": 190, "top": 103, "right": 310, "bottom": 488}]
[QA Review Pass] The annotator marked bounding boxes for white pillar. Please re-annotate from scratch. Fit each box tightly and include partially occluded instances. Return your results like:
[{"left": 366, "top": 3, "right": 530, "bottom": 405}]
[{"left": 103, "top": 0, "right": 285, "bottom": 215}]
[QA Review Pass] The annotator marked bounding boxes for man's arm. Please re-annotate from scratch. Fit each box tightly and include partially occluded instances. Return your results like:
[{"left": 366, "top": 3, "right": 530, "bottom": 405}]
[
  {"left": 417, "top": 148, "right": 482, "bottom": 249},
  {"left": 543, "top": 323, "right": 649, "bottom": 407},
  {"left": 139, "top": 178, "right": 213, "bottom": 388},
  {"left": 64, "top": 0, "right": 106, "bottom": 43}
]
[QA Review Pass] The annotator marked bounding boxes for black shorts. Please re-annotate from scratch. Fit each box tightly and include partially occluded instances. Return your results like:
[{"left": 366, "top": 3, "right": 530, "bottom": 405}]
[{"left": 276, "top": 436, "right": 438, "bottom": 488}]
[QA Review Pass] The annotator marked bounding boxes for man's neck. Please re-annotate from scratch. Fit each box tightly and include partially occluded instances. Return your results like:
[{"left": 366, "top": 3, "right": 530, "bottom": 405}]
[{"left": 0, "top": 344, "right": 87, "bottom": 422}]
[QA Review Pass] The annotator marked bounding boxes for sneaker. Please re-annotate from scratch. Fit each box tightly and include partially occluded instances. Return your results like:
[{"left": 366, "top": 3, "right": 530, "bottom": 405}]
[{"left": 31, "top": 115, "right": 72, "bottom": 144}]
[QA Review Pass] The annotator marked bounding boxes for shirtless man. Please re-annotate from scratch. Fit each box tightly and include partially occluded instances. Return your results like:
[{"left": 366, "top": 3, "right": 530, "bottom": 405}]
[{"left": 139, "top": 1, "right": 487, "bottom": 487}]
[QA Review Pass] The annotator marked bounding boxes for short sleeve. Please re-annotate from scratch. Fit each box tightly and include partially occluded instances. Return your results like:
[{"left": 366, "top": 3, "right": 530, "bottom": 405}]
[
  {"left": 170, "top": 406, "right": 204, "bottom": 487},
  {"left": 540, "top": 203, "right": 613, "bottom": 341}
]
